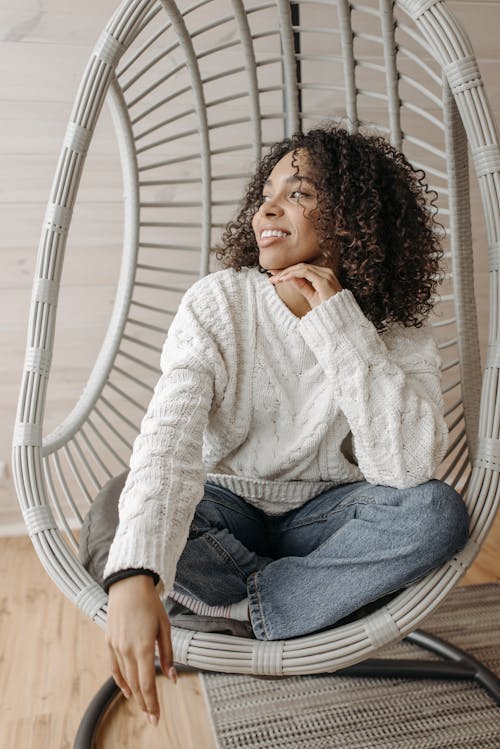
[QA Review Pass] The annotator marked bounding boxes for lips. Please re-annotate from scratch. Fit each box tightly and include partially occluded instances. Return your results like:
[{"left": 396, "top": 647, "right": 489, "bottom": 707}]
[{"left": 257, "top": 227, "right": 290, "bottom": 248}]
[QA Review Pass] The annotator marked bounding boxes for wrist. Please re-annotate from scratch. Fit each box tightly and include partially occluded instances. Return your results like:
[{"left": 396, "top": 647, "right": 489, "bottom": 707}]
[
  {"left": 104, "top": 567, "right": 160, "bottom": 593},
  {"left": 109, "top": 574, "right": 156, "bottom": 594}
]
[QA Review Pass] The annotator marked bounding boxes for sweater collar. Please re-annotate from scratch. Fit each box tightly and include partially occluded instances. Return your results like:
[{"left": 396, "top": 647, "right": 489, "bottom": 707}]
[{"left": 252, "top": 267, "right": 303, "bottom": 330}]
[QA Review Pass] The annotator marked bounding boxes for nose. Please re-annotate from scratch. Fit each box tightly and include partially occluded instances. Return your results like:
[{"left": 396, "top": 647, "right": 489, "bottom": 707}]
[{"left": 260, "top": 196, "right": 284, "bottom": 216}]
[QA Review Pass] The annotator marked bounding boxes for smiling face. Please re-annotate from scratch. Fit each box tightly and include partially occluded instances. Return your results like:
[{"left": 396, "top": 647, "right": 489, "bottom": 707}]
[{"left": 252, "top": 149, "right": 321, "bottom": 273}]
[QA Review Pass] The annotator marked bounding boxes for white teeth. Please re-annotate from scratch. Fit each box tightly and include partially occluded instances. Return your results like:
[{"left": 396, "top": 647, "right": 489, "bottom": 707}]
[{"left": 261, "top": 230, "right": 289, "bottom": 238}]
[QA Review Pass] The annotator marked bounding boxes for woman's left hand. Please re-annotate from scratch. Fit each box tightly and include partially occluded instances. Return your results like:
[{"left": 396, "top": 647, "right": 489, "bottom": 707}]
[{"left": 269, "top": 263, "right": 343, "bottom": 309}]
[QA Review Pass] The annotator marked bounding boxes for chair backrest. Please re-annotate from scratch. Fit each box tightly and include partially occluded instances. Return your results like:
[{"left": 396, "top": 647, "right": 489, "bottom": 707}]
[{"left": 13, "top": 0, "right": 500, "bottom": 618}]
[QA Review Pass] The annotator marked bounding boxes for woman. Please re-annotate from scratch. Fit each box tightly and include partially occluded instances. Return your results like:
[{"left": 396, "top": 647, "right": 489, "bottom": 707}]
[{"left": 94, "top": 124, "right": 469, "bottom": 725}]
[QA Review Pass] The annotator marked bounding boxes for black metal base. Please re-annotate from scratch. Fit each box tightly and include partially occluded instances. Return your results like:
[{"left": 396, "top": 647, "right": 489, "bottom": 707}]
[
  {"left": 73, "top": 661, "right": 198, "bottom": 748},
  {"left": 338, "top": 629, "right": 500, "bottom": 706},
  {"left": 74, "top": 629, "right": 500, "bottom": 748}
]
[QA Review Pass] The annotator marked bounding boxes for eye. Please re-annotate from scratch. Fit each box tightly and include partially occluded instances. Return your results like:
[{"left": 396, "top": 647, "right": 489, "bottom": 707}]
[{"left": 291, "top": 190, "right": 309, "bottom": 200}]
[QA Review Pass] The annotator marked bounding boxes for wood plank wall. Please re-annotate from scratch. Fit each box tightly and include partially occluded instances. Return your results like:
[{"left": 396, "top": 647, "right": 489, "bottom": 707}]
[{"left": 1, "top": 0, "right": 499, "bottom": 532}]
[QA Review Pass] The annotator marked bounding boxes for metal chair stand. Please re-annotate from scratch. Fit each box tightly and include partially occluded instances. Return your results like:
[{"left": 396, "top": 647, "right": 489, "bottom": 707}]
[{"left": 74, "top": 628, "right": 500, "bottom": 748}]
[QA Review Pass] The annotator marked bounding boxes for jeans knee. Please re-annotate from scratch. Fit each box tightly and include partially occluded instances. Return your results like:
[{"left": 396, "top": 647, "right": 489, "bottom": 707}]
[{"left": 417, "top": 480, "right": 469, "bottom": 561}]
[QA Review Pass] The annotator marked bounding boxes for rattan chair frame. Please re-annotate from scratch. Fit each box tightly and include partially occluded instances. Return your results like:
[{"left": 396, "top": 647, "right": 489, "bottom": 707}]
[{"left": 12, "top": 0, "right": 500, "bottom": 681}]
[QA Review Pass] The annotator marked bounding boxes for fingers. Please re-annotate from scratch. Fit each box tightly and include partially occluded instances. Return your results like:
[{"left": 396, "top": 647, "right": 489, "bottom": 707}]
[
  {"left": 107, "top": 643, "right": 131, "bottom": 700},
  {"left": 158, "top": 615, "right": 177, "bottom": 684},
  {"left": 110, "top": 640, "right": 161, "bottom": 725},
  {"left": 106, "top": 614, "right": 178, "bottom": 726},
  {"left": 136, "top": 647, "right": 161, "bottom": 723},
  {"left": 269, "top": 262, "right": 342, "bottom": 303},
  {"left": 105, "top": 576, "right": 179, "bottom": 726},
  {"left": 271, "top": 262, "right": 338, "bottom": 284},
  {"left": 272, "top": 262, "right": 334, "bottom": 279}
]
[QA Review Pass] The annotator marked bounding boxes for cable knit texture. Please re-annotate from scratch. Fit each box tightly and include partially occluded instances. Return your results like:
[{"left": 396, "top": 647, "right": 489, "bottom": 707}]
[{"left": 103, "top": 266, "right": 448, "bottom": 596}]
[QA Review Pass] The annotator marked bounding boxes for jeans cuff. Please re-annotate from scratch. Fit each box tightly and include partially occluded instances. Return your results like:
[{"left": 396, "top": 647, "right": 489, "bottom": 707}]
[{"left": 247, "top": 570, "right": 271, "bottom": 640}]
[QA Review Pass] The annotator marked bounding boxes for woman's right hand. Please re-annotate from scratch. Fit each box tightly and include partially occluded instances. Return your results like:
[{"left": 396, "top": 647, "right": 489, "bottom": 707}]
[{"left": 105, "top": 574, "right": 177, "bottom": 726}]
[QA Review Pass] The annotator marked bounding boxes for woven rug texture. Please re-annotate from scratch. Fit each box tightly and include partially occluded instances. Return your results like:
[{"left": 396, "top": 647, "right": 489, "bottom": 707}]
[{"left": 200, "top": 582, "right": 500, "bottom": 748}]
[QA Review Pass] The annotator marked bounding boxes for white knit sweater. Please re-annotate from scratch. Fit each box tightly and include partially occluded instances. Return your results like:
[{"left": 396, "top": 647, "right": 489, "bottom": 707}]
[{"left": 103, "top": 266, "right": 448, "bottom": 595}]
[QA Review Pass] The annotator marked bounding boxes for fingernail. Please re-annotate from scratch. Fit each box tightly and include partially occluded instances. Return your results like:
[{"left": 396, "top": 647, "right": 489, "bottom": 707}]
[
  {"left": 149, "top": 713, "right": 159, "bottom": 727},
  {"left": 121, "top": 688, "right": 130, "bottom": 699},
  {"left": 169, "top": 666, "right": 177, "bottom": 684}
]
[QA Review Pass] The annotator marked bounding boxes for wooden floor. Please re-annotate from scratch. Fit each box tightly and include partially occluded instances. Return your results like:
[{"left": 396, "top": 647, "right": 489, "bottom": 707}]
[
  {"left": 1, "top": 520, "right": 499, "bottom": 749},
  {"left": 0, "top": 535, "right": 216, "bottom": 749}
]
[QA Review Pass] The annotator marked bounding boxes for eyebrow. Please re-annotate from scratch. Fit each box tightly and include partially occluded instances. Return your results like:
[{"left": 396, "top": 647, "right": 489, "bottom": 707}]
[{"left": 263, "top": 174, "right": 316, "bottom": 188}]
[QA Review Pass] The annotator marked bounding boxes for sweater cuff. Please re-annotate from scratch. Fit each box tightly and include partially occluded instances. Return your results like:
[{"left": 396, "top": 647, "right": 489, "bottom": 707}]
[
  {"left": 297, "top": 289, "right": 386, "bottom": 368},
  {"left": 102, "top": 568, "right": 160, "bottom": 594}
]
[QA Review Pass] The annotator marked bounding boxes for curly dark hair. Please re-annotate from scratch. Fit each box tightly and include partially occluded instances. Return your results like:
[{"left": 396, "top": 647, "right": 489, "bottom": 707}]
[{"left": 214, "top": 124, "right": 444, "bottom": 331}]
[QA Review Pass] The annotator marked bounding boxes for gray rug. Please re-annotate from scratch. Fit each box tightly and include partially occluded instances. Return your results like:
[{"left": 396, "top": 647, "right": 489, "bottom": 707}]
[{"left": 200, "top": 583, "right": 500, "bottom": 748}]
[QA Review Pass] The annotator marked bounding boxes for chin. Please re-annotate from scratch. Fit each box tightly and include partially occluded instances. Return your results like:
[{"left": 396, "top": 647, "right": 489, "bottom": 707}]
[
  {"left": 259, "top": 258, "right": 281, "bottom": 273},
  {"left": 258, "top": 259, "right": 274, "bottom": 273}
]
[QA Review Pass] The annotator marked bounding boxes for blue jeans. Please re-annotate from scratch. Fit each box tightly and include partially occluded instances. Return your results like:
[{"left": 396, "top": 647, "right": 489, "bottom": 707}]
[{"left": 172, "top": 479, "right": 469, "bottom": 641}]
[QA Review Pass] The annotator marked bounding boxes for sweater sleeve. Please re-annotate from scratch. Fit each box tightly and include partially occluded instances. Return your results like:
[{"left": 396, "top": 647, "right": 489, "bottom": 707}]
[
  {"left": 103, "top": 285, "right": 224, "bottom": 596},
  {"left": 297, "top": 289, "right": 448, "bottom": 489}
]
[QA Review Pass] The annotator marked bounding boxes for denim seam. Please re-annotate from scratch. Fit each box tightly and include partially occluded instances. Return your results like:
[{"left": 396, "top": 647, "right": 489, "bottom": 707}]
[
  {"left": 248, "top": 571, "right": 271, "bottom": 640},
  {"left": 201, "top": 532, "right": 250, "bottom": 581},
  {"left": 280, "top": 499, "right": 374, "bottom": 531}
]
